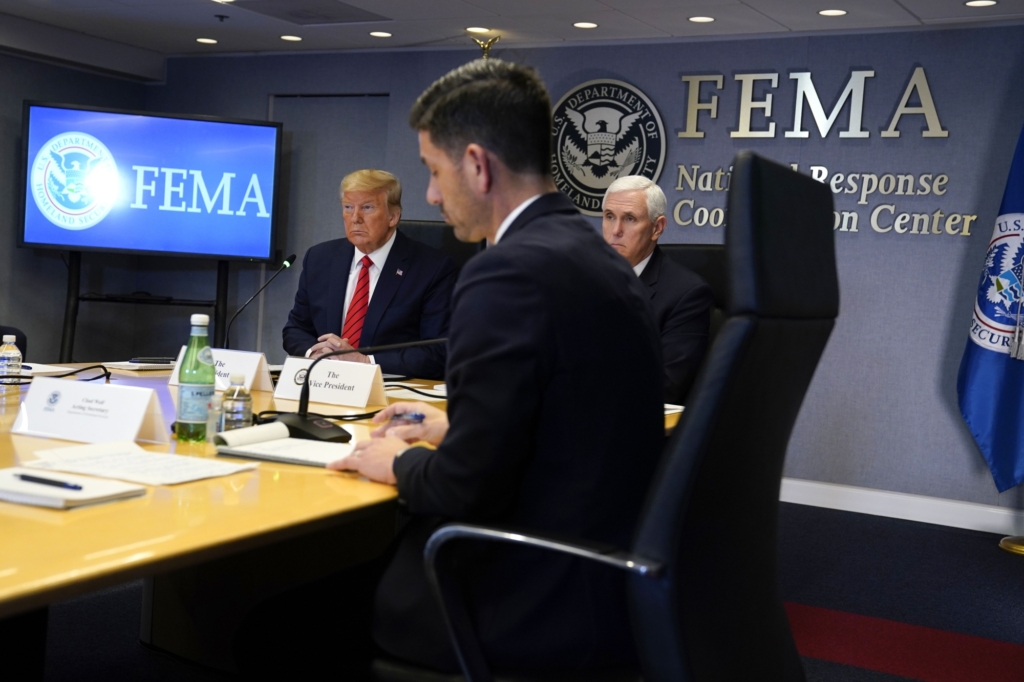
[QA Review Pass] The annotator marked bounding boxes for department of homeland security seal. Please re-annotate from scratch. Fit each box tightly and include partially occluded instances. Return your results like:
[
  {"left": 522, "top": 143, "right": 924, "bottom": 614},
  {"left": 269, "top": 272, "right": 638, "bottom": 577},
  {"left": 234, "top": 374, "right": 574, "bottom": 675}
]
[
  {"left": 551, "top": 79, "right": 666, "bottom": 216},
  {"left": 970, "top": 213, "right": 1024, "bottom": 355},
  {"left": 30, "top": 132, "right": 119, "bottom": 230}
]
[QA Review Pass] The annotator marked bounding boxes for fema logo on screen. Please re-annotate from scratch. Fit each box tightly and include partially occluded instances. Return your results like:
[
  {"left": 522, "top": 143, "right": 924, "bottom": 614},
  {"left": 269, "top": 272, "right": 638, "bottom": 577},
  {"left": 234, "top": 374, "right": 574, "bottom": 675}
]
[
  {"left": 30, "top": 132, "right": 119, "bottom": 230},
  {"left": 969, "top": 213, "right": 1024, "bottom": 353},
  {"left": 551, "top": 79, "right": 666, "bottom": 216}
]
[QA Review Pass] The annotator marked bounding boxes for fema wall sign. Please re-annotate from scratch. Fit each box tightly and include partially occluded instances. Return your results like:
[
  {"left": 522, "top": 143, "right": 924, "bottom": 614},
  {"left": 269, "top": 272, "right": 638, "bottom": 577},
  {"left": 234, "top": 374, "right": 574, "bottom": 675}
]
[
  {"left": 31, "top": 132, "right": 119, "bottom": 230},
  {"left": 551, "top": 79, "right": 666, "bottom": 216}
]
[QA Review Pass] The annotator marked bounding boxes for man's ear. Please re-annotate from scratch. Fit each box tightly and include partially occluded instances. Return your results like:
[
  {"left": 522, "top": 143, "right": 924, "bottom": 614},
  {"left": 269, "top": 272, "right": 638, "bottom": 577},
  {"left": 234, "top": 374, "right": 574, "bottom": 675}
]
[
  {"left": 652, "top": 215, "right": 667, "bottom": 241},
  {"left": 463, "top": 143, "right": 493, "bottom": 194},
  {"left": 389, "top": 208, "right": 402, "bottom": 228}
]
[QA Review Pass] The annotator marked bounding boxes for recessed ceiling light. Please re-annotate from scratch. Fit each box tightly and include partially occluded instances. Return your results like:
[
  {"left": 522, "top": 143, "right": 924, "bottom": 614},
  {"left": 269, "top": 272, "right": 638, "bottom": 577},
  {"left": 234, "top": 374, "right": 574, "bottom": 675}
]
[
  {"left": 965, "top": 0, "right": 997, "bottom": 6},
  {"left": 819, "top": 9, "right": 847, "bottom": 16},
  {"left": 466, "top": 27, "right": 490, "bottom": 33},
  {"left": 281, "top": 35, "right": 302, "bottom": 41},
  {"left": 688, "top": 16, "right": 715, "bottom": 23},
  {"left": 369, "top": 31, "right": 392, "bottom": 37},
  {"left": 573, "top": 22, "right": 598, "bottom": 29},
  {"left": 196, "top": 38, "right": 218, "bottom": 44}
]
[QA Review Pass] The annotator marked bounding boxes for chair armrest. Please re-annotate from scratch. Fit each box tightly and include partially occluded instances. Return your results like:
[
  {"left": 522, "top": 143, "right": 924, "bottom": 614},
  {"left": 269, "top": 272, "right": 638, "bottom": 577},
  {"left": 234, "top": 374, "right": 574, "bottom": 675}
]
[{"left": 423, "top": 523, "right": 663, "bottom": 682}]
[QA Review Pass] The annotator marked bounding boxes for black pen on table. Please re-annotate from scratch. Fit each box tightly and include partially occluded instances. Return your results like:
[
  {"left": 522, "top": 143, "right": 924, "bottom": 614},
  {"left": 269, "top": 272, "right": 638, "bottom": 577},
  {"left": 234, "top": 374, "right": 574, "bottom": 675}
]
[{"left": 16, "top": 474, "right": 83, "bottom": 491}]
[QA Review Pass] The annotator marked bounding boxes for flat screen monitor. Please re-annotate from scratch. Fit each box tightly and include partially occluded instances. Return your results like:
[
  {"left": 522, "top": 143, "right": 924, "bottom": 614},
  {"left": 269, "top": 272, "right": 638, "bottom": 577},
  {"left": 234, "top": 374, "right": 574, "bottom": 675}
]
[{"left": 19, "top": 102, "right": 282, "bottom": 261}]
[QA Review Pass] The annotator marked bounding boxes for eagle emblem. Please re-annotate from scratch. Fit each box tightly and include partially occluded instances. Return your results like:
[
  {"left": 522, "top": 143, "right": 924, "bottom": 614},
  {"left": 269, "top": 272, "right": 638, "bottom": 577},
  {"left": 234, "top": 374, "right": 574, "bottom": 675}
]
[
  {"left": 551, "top": 79, "right": 665, "bottom": 215},
  {"left": 30, "top": 131, "right": 119, "bottom": 230}
]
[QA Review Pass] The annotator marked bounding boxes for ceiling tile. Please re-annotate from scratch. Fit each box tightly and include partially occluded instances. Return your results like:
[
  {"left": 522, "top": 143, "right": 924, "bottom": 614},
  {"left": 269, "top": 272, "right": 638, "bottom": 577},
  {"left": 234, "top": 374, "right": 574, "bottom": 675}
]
[
  {"left": 462, "top": 0, "right": 610, "bottom": 17},
  {"left": 744, "top": 0, "right": 920, "bottom": 31},
  {"left": 623, "top": 3, "right": 789, "bottom": 36},
  {"left": 899, "top": 0, "right": 1024, "bottom": 22},
  {"left": 337, "top": 0, "right": 497, "bottom": 21},
  {"left": 494, "top": 9, "right": 670, "bottom": 40}
]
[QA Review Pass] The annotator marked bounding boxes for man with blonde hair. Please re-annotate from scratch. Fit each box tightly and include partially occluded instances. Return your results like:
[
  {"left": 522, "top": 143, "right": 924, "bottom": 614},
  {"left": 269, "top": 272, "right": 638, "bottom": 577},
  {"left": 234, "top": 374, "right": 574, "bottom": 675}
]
[
  {"left": 283, "top": 169, "right": 456, "bottom": 378},
  {"left": 603, "top": 175, "right": 712, "bottom": 403}
]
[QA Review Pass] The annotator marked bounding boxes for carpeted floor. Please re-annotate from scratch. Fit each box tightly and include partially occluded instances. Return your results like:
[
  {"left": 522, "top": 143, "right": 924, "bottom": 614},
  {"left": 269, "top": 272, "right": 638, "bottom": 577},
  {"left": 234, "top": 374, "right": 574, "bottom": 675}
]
[{"left": 39, "top": 502, "right": 1024, "bottom": 681}]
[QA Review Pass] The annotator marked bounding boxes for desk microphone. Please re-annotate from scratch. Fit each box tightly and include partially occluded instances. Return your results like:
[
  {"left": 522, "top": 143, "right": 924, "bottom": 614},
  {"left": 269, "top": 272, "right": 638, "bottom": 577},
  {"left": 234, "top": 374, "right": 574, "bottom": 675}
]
[
  {"left": 274, "top": 337, "right": 447, "bottom": 442},
  {"left": 223, "top": 253, "right": 297, "bottom": 349}
]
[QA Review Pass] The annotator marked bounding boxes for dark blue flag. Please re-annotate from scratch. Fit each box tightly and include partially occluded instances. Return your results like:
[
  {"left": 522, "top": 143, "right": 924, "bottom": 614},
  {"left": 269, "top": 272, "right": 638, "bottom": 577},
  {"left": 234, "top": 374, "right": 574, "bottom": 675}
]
[{"left": 957, "top": 123, "right": 1024, "bottom": 492}]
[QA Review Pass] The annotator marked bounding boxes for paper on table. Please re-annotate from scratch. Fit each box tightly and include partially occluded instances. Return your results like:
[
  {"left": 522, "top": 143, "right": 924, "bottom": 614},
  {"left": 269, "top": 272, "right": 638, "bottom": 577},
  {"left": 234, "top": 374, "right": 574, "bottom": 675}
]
[
  {"left": 664, "top": 404, "right": 684, "bottom": 415},
  {"left": 19, "top": 364, "right": 75, "bottom": 376},
  {"left": 219, "top": 438, "right": 354, "bottom": 467},
  {"left": 27, "top": 441, "right": 257, "bottom": 486},
  {"left": 385, "top": 385, "right": 446, "bottom": 402},
  {"left": 0, "top": 467, "right": 145, "bottom": 509},
  {"left": 214, "top": 422, "right": 290, "bottom": 448},
  {"left": 104, "top": 361, "right": 175, "bottom": 371}
]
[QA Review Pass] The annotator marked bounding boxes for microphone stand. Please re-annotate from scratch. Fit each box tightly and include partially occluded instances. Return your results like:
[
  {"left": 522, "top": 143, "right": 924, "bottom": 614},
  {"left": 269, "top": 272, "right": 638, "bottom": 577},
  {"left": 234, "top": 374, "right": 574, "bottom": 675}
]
[
  {"left": 223, "top": 254, "right": 297, "bottom": 349},
  {"left": 274, "top": 337, "right": 447, "bottom": 442}
]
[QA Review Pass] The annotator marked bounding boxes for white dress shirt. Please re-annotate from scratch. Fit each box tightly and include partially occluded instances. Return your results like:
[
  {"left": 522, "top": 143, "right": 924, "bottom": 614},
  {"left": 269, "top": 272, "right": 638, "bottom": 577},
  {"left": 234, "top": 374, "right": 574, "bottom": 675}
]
[
  {"left": 492, "top": 195, "right": 542, "bottom": 245},
  {"left": 633, "top": 251, "right": 653, "bottom": 277}
]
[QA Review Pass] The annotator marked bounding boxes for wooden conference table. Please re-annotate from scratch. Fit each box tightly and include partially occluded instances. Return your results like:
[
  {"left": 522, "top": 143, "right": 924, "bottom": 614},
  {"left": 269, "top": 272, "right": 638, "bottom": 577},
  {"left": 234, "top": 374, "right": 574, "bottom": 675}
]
[
  {"left": 0, "top": 367, "right": 681, "bottom": 675},
  {"left": 0, "top": 367, "right": 405, "bottom": 674}
]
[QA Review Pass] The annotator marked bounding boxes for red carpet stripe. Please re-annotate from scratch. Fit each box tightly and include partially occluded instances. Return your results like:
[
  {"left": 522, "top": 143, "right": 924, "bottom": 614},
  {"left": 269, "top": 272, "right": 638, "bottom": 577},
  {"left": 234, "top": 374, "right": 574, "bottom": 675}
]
[{"left": 785, "top": 602, "right": 1024, "bottom": 682}]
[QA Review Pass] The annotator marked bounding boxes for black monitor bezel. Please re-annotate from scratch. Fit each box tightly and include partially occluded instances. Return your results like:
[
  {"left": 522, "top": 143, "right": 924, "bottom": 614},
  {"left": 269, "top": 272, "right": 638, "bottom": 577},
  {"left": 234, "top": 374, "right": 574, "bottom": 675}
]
[{"left": 18, "top": 101, "right": 283, "bottom": 263}]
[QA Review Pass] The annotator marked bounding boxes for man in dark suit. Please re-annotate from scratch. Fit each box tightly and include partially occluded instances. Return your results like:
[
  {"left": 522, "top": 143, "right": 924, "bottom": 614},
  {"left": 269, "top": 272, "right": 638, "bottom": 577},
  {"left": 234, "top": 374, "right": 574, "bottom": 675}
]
[
  {"left": 602, "top": 176, "right": 713, "bottom": 404},
  {"left": 331, "top": 60, "right": 665, "bottom": 675},
  {"left": 282, "top": 169, "right": 457, "bottom": 379}
]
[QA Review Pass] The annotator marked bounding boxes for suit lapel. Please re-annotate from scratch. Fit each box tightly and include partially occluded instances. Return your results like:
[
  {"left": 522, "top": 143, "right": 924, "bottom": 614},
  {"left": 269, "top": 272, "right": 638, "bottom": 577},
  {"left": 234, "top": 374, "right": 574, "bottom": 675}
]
[
  {"left": 327, "top": 240, "right": 355, "bottom": 335},
  {"left": 639, "top": 246, "right": 663, "bottom": 300},
  {"left": 361, "top": 231, "right": 409, "bottom": 346},
  {"left": 500, "top": 192, "right": 580, "bottom": 243}
]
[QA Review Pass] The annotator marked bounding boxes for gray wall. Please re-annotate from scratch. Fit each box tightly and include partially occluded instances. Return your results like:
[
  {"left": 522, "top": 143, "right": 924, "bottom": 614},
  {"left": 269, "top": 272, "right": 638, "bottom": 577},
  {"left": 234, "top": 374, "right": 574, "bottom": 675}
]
[{"left": 5, "top": 25, "right": 1023, "bottom": 510}]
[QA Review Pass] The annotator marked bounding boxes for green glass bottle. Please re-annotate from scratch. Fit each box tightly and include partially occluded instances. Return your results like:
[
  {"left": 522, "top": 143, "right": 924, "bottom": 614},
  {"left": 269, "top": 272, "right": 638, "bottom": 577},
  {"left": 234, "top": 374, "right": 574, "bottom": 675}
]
[{"left": 176, "top": 314, "right": 216, "bottom": 442}]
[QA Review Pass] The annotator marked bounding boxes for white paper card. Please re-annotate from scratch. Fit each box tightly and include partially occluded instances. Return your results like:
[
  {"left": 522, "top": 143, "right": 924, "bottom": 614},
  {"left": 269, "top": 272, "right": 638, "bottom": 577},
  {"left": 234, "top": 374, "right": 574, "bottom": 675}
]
[
  {"left": 273, "top": 357, "right": 387, "bottom": 408},
  {"left": 384, "top": 385, "right": 446, "bottom": 402},
  {"left": 27, "top": 441, "right": 257, "bottom": 486},
  {"left": 12, "top": 377, "right": 170, "bottom": 444},
  {"left": 168, "top": 347, "right": 274, "bottom": 392},
  {"left": 0, "top": 467, "right": 146, "bottom": 509}
]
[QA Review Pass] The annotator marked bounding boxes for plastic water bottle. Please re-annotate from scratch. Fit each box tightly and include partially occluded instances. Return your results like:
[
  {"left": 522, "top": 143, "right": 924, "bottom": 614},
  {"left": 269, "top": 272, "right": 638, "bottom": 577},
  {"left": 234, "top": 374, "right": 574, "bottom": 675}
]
[
  {"left": 222, "top": 372, "right": 253, "bottom": 431},
  {"left": 207, "top": 394, "right": 224, "bottom": 438},
  {"left": 176, "top": 314, "right": 216, "bottom": 442},
  {"left": 0, "top": 335, "right": 23, "bottom": 387}
]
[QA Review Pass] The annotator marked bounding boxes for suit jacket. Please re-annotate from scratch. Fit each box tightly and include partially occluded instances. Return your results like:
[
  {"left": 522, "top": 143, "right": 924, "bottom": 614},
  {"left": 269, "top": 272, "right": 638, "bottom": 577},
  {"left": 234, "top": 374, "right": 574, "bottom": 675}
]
[
  {"left": 640, "top": 246, "right": 713, "bottom": 405},
  {"left": 282, "top": 230, "right": 457, "bottom": 379},
  {"left": 373, "top": 193, "right": 665, "bottom": 673}
]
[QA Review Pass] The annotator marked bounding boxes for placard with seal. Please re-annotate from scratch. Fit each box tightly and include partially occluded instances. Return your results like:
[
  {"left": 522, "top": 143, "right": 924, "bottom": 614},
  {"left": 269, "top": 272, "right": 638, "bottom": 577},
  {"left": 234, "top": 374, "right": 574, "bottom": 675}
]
[
  {"left": 272, "top": 358, "right": 387, "bottom": 408},
  {"left": 168, "top": 347, "right": 274, "bottom": 392},
  {"left": 11, "top": 377, "right": 170, "bottom": 444}
]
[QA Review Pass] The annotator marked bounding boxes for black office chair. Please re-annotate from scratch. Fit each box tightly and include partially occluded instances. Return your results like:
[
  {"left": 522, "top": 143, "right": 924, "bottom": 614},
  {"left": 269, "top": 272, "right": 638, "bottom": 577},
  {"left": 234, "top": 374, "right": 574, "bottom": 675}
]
[
  {"left": 373, "top": 152, "right": 838, "bottom": 682},
  {"left": 400, "top": 221, "right": 481, "bottom": 269},
  {"left": 0, "top": 325, "right": 28, "bottom": 361},
  {"left": 661, "top": 243, "right": 726, "bottom": 344}
]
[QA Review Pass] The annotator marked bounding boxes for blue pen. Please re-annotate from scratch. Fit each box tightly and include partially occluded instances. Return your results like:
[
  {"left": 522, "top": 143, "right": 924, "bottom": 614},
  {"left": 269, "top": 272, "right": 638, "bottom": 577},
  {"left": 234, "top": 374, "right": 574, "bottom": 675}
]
[
  {"left": 388, "top": 412, "right": 425, "bottom": 426},
  {"left": 17, "top": 474, "right": 83, "bottom": 491}
]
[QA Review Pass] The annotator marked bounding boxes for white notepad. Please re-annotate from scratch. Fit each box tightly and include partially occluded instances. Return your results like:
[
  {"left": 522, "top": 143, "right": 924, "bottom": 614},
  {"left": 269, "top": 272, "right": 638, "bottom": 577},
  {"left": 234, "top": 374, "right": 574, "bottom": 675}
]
[
  {"left": 214, "top": 422, "right": 355, "bottom": 467},
  {"left": 0, "top": 467, "right": 145, "bottom": 509},
  {"left": 27, "top": 441, "right": 257, "bottom": 486}
]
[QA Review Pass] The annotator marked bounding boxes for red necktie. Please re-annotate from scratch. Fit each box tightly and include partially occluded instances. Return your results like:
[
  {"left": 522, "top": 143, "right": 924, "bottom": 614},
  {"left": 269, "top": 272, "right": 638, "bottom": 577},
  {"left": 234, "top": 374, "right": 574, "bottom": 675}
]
[{"left": 341, "top": 255, "right": 373, "bottom": 348}]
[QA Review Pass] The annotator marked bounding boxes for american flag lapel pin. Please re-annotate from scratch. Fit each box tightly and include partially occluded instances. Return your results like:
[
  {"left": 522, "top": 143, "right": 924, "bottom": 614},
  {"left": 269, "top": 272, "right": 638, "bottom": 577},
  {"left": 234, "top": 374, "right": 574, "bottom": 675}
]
[{"left": 396, "top": 269, "right": 403, "bottom": 276}]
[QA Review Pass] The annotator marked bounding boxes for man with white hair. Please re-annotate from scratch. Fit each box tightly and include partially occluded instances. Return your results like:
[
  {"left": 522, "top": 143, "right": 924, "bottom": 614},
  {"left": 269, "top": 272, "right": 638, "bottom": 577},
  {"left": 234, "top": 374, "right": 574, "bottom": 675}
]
[{"left": 603, "top": 175, "right": 713, "bottom": 404}]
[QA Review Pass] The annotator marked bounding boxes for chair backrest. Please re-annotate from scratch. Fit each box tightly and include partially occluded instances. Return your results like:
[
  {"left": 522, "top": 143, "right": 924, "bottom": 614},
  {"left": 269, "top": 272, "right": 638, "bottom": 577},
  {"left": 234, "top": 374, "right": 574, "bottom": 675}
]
[
  {"left": 661, "top": 244, "right": 726, "bottom": 344},
  {"left": 0, "top": 326, "right": 28, "bottom": 361},
  {"left": 628, "top": 152, "right": 838, "bottom": 682},
  {"left": 400, "top": 221, "right": 480, "bottom": 269}
]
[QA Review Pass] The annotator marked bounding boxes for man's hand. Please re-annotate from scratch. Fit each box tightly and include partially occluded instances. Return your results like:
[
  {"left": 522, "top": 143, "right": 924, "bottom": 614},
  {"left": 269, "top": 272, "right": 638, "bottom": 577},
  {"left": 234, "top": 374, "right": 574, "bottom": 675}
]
[
  {"left": 309, "top": 334, "right": 369, "bottom": 363},
  {"left": 371, "top": 402, "right": 449, "bottom": 446},
  {"left": 327, "top": 436, "right": 407, "bottom": 484}
]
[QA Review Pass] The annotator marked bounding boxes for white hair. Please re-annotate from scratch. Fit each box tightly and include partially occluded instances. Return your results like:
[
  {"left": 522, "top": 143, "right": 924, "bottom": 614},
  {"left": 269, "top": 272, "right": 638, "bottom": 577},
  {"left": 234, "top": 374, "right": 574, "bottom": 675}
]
[{"left": 603, "top": 176, "right": 667, "bottom": 222}]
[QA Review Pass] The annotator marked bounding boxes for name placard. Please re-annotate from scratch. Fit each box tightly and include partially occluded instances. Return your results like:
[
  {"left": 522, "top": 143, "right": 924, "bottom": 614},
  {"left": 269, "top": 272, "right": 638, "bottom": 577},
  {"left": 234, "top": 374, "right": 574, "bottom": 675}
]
[
  {"left": 12, "top": 377, "right": 170, "bottom": 444},
  {"left": 273, "top": 357, "right": 387, "bottom": 408},
  {"left": 168, "top": 347, "right": 274, "bottom": 392}
]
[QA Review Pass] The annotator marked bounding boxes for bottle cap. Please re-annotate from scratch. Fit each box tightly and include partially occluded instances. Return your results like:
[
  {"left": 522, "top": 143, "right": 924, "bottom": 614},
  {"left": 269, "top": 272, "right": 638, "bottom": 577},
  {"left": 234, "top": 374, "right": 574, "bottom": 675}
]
[
  {"left": 230, "top": 372, "right": 245, "bottom": 385},
  {"left": 1, "top": 335, "right": 14, "bottom": 343},
  {"left": 190, "top": 314, "right": 210, "bottom": 326}
]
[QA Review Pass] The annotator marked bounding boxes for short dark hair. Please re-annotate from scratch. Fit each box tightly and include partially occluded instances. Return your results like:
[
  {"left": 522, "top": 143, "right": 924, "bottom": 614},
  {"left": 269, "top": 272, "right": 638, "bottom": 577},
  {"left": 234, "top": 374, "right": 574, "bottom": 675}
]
[{"left": 409, "top": 59, "right": 552, "bottom": 177}]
